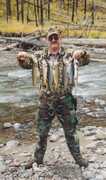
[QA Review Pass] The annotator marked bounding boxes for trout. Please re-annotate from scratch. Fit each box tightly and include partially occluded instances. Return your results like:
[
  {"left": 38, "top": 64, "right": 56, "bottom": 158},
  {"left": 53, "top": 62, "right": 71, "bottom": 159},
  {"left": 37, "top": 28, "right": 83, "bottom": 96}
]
[
  {"left": 42, "top": 60, "right": 48, "bottom": 88},
  {"left": 32, "top": 55, "right": 40, "bottom": 86},
  {"left": 53, "top": 63, "right": 59, "bottom": 90},
  {"left": 63, "top": 57, "right": 73, "bottom": 89}
]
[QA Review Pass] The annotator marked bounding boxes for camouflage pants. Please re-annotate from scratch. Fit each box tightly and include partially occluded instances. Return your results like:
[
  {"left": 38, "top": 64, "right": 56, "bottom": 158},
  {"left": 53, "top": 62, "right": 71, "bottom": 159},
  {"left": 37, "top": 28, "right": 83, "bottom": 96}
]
[{"left": 34, "top": 93, "right": 82, "bottom": 165}]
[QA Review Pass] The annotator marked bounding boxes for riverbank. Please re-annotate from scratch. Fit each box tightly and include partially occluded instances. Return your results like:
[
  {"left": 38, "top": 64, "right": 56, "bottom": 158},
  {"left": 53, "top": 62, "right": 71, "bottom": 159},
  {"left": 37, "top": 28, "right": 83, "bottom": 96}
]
[
  {"left": 0, "top": 126, "right": 106, "bottom": 179},
  {"left": 0, "top": 38, "right": 106, "bottom": 179}
]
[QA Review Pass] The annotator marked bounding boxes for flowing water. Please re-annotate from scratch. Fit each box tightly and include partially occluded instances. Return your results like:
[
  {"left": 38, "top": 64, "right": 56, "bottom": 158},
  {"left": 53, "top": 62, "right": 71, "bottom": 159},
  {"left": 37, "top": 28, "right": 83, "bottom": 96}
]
[{"left": 0, "top": 47, "right": 106, "bottom": 122}]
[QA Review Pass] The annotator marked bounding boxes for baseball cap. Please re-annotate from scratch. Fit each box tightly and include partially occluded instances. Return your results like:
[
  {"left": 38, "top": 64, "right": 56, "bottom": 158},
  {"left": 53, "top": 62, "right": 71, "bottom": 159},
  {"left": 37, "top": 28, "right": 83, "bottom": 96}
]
[{"left": 47, "top": 27, "right": 59, "bottom": 39}]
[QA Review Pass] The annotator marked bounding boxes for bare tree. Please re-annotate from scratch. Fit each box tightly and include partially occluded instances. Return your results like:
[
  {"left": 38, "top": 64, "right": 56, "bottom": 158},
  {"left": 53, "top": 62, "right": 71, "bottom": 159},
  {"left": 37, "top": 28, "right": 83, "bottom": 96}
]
[
  {"left": 84, "top": 0, "right": 87, "bottom": 19},
  {"left": 6, "top": 0, "right": 12, "bottom": 22},
  {"left": 16, "top": 0, "right": 19, "bottom": 21},
  {"left": 48, "top": 0, "right": 50, "bottom": 20},
  {"left": 75, "top": 0, "right": 78, "bottom": 15},
  {"left": 91, "top": 0, "right": 95, "bottom": 24},
  {"left": 33, "top": 0, "right": 38, "bottom": 26},
  {"left": 40, "top": 0, "right": 43, "bottom": 25},
  {"left": 21, "top": 0, "right": 24, "bottom": 23},
  {"left": 72, "top": 0, "right": 75, "bottom": 22}
]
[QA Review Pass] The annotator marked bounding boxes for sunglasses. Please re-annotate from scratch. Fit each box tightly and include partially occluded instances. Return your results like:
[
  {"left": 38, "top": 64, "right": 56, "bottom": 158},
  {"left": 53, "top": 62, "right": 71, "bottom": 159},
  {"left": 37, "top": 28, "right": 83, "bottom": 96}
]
[{"left": 48, "top": 34, "right": 59, "bottom": 41}]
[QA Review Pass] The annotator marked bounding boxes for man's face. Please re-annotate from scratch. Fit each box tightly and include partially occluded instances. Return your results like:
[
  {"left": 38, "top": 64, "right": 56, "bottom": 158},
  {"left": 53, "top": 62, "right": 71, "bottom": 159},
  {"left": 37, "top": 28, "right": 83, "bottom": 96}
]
[{"left": 48, "top": 33, "right": 60, "bottom": 52}]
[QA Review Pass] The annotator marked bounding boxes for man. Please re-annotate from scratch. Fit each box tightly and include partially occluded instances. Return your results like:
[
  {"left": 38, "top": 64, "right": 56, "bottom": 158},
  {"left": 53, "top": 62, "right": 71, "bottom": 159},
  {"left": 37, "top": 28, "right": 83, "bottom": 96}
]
[{"left": 17, "top": 28, "right": 88, "bottom": 168}]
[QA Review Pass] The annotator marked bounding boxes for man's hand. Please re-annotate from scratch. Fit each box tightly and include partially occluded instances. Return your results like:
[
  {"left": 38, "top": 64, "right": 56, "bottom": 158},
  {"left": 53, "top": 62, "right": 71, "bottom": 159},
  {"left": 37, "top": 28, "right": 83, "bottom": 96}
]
[
  {"left": 17, "top": 51, "right": 32, "bottom": 69},
  {"left": 17, "top": 51, "right": 29, "bottom": 64},
  {"left": 72, "top": 50, "right": 83, "bottom": 60}
]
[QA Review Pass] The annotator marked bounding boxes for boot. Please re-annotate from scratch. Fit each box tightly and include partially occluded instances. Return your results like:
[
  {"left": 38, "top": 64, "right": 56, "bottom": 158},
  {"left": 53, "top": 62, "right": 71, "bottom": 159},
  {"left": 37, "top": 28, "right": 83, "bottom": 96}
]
[{"left": 76, "top": 158, "right": 88, "bottom": 168}]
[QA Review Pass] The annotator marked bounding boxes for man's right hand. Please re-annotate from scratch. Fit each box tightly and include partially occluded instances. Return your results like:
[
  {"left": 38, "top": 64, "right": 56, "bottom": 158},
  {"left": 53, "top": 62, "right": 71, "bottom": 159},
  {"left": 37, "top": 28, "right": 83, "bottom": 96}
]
[{"left": 17, "top": 51, "right": 29, "bottom": 63}]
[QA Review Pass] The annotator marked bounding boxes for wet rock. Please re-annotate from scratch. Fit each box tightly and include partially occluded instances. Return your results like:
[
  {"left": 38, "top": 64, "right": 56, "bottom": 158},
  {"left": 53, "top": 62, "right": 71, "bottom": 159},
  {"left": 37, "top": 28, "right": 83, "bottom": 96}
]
[
  {"left": 5, "top": 140, "right": 20, "bottom": 149},
  {"left": 3, "top": 122, "right": 12, "bottom": 129}
]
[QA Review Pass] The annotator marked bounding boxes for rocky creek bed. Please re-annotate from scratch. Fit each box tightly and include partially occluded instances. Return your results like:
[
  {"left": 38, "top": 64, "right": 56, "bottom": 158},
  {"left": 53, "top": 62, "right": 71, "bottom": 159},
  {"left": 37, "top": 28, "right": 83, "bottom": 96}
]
[
  {"left": 0, "top": 38, "right": 106, "bottom": 179},
  {"left": 0, "top": 126, "right": 106, "bottom": 180}
]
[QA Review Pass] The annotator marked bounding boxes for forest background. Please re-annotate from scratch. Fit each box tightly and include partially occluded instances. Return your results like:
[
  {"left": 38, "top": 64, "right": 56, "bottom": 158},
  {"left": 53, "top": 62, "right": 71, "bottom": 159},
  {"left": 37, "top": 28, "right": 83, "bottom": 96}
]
[{"left": 0, "top": 0, "right": 106, "bottom": 38}]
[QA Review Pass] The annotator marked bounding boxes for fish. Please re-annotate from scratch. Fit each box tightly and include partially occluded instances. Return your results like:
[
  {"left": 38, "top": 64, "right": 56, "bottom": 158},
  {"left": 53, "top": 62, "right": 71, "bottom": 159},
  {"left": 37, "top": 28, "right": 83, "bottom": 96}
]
[
  {"left": 52, "top": 63, "right": 59, "bottom": 90},
  {"left": 63, "top": 57, "right": 73, "bottom": 89},
  {"left": 42, "top": 60, "right": 48, "bottom": 88},
  {"left": 32, "top": 62, "right": 40, "bottom": 86},
  {"left": 31, "top": 55, "right": 40, "bottom": 86},
  {"left": 48, "top": 61, "right": 54, "bottom": 90}
]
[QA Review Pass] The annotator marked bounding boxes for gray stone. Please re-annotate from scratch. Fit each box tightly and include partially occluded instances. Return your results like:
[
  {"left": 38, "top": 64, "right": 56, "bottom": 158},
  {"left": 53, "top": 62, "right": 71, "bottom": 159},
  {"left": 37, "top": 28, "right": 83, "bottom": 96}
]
[
  {"left": 32, "top": 162, "right": 41, "bottom": 172},
  {"left": 96, "top": 130, "right": 106, "bottom": 140},
  {"left": 95, "top": 98, "right": 106, "bottom": 106},
  {"left": 13, "top": 123, "right": 22, "bottom": 131},
  {"left": 3, "top": 122, "right": 12, "bottom": 128},
  {"left": 95, "top": 175, "right": 104, "bottom": 180},
  {"left": 101, "top": 170, "right": 106, "bottom": 178},
  {"left": 0, "top": 156, "right": 7, "bottom": 173},
  {"left": 6, "top": 140, "right": 20, "bottom": 149},
  {"left": 49, "top": 134, "right": 59, "bottom": 142}
]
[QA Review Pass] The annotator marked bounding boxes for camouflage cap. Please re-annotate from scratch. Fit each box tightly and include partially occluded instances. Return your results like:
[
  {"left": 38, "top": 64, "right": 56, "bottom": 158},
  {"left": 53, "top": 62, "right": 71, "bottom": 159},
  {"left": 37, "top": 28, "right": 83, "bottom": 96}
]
[{"left": 47, "top": 27, "right": 59, "bottom": 39}]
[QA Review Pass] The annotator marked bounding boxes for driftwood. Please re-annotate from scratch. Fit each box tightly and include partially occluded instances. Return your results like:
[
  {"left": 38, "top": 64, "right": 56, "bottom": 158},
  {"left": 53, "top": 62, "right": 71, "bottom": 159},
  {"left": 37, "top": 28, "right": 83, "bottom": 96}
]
[
  {"left": 0, "top": 43, "right": 18, "bottom": 51},
  {"left": 0, "top": 36, "right": 47, "bottom": 50}
]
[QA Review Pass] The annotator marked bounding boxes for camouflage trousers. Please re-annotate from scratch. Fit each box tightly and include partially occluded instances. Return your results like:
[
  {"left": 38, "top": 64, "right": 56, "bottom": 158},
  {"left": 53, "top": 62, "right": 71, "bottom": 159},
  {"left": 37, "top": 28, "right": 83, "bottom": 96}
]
[{"left": 34, "top": 92, "right": 82, "bottom": 165}]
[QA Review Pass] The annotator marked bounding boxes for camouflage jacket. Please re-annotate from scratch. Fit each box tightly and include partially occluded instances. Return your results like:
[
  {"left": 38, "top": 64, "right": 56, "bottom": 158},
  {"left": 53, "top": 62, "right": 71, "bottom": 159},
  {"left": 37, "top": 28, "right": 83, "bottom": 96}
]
[{"left": 20, "top": 47, "right": 79, "bottom": 96}]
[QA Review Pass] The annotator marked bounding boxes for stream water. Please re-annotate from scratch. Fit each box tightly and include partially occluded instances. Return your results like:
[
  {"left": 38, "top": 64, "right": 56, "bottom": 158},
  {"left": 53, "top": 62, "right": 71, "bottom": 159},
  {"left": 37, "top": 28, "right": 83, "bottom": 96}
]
[{"left": 0, "top": 42, "right": 106, "bottom": 136}]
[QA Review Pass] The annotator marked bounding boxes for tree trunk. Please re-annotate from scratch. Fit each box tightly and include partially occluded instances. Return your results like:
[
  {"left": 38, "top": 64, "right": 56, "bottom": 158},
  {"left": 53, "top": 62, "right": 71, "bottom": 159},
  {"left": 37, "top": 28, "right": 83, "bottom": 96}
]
[
  {"left": 36, "top": 0, "right": 40, "bottom": 23},
  {"left": 6, "top": 0, "right": 11, "bottom": 22},
  {"left": 75, "top": 0, "right": 78, "bottom": 15},
  {"left": 72, "top": 0, "right": 75, "bottom": 22},
  {"left": 33, "top": 0, "right": 38, "bottom": 26},
  {"left": 48, "top": 0, "right": 50, "bottom": 20},
  {"left": 84, "top": 0, "right": 87, "bottom": 19},
  {"left": 40, "top": 0, "right": 43, "bottom": 25},
  {"left": 21, "top": 0, "right": 24, "bottom": 23},
  {"left": 91, "top": 0, "right": 95, "bottom": 24},
  {"left": 16, "top": 0, "right": 19, "bottom": 21}
]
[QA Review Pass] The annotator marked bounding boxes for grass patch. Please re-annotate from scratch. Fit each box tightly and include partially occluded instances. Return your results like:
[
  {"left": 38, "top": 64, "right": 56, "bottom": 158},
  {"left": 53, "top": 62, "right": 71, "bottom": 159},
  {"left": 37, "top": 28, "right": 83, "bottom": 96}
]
[{"left": 0, "top": 20, "right": 106, "bottom": 38}]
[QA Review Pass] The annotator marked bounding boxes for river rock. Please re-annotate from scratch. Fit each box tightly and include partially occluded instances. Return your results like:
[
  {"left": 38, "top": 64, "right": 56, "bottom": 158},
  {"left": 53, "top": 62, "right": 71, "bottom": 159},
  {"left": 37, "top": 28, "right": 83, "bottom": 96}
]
[
  {"left": 13, "top": 123, "right": 22, "bottom": 131},
  {"left": 0, "top": 156, "right": 7, "bottom": 173},
  {"left": 49, "top": 134, "right": 60, "bottom": 142},
  {"left": 96, "top": 130, "right": 106, "bottom": 140},
  {"left": 81, "top": 126, "right": 97, "bottom": 136},
  {"left": 32, "top": 162, "right": 41, "bottom": 172},
  {"left": 95, "top": 175, "right": 104, "bottom": 180},
  {"left": 95, "top": 98, "right": 105, "bottom": 106},
  {"left": 6, "top": 140, "right": 20, "bottom": 149},
  {"left": 3, "top": 122, "right": 12, "bottom": 129},
  {"left": 101, "top": 170, "right": 106, "bottom": 178}
]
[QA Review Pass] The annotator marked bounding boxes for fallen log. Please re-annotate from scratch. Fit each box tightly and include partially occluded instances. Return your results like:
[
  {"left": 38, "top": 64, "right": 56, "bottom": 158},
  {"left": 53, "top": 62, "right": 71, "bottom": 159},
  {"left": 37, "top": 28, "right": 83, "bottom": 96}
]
[
  {"left": 0, "top": 36, "right": 47, "bottom": 49},
  {"left": 0, "top": 43, "right": 18, "bottom": 51}
]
